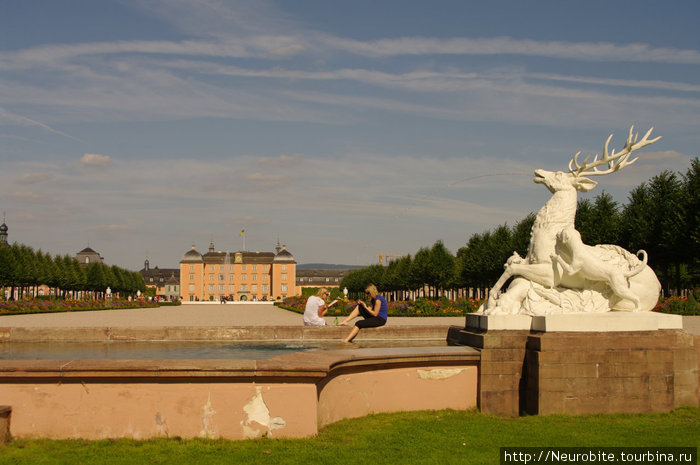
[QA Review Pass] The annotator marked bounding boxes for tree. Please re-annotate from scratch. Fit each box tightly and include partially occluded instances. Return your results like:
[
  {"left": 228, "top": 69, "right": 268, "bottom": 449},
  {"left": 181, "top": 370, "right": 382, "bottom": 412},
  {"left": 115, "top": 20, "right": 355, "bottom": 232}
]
[
  {"left": 411, "top": 247, "right": 432, "bottom": 297},
  {"left": 511, "top": 213, "right": 535, "bottom": 258},
  {"left": 575, "top": 198, "right": 596, "bottom": 245},
  {"left": 0, "top": 244, "right": 17, "bottom": 298},
  {"left": 622, "top": 172, "right": 684, "bottom": 294},
  {"left": 428, "top": 240, "right": 455, "bottom": 297},
  {"left": 680, "top": 158, "right": 700, "bottom": 291}
]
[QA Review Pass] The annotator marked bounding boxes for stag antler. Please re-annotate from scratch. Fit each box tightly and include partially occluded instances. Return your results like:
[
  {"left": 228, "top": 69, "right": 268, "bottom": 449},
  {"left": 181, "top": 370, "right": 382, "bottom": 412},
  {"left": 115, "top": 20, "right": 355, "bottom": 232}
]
[{"left": 569, "top": 126, "right": 661, "bottom": 177}]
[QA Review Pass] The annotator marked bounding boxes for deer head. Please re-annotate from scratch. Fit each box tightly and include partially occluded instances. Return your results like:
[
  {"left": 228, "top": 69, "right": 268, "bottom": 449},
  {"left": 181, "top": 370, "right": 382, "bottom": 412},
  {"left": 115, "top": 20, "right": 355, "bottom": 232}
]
[{"left": 533, "top": 126, "right": 661, "bottom": 194}]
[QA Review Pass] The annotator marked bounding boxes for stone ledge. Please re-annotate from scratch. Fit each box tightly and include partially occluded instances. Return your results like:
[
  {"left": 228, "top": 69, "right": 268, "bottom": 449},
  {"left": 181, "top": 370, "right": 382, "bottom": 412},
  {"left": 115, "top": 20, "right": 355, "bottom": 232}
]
[
  {"left": 466, "top": 312, "right": 683, "bottom": 332},
  {"left": 466, "top": 314, "right": 532, "bottom": 330},
  {"left": 0, "top": 346, "right": 480, "bottom": 380},
  {"left": 0, "top": 325, "right": 451, "bottom": 343},
  {"left": 531, "top": 312, "right": 683, "bottom": 332}
]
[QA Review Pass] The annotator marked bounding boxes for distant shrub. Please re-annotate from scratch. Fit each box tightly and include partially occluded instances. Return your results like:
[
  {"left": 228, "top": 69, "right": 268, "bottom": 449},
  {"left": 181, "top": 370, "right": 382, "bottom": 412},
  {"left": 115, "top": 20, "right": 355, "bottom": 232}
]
[{"left": 276, "top": 296, "right": 484, "bottom": 317}]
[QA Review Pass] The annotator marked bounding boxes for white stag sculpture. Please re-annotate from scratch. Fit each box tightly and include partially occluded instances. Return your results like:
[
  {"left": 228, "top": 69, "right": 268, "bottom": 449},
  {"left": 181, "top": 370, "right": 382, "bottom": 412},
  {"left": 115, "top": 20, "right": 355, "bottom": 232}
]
[{"left": 479, "top": 127, "right": 662, "bottom": 316}]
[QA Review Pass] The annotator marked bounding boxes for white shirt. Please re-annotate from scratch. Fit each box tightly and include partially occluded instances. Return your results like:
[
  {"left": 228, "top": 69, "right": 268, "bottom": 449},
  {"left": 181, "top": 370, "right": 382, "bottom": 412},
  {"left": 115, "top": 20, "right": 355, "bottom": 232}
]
[{"left": 303, "top": 295, "right": 327, "bottom": 326}]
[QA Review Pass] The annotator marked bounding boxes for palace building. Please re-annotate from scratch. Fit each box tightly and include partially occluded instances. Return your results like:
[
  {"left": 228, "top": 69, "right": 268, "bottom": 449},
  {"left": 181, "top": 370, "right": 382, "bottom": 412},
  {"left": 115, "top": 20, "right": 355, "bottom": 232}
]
[
  {"left": 139, "top": 259, "right": 180, "bottom": 301},
  {"left": 179, "top": 240, "right": 296, "bottom": 302}
]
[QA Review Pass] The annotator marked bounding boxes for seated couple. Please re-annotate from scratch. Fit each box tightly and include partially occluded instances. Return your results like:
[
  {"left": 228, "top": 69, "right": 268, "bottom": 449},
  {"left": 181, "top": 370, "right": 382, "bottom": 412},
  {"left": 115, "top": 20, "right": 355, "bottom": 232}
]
[{"left": 302, "top": 285, "right": 388, "bottom": 343}]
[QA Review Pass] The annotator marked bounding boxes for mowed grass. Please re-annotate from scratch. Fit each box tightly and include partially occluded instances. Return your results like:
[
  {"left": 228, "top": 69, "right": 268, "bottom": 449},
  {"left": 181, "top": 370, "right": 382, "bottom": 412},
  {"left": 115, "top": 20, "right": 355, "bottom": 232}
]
[{"left": 1, "top": 408, "right": 698, "bottom": 465}]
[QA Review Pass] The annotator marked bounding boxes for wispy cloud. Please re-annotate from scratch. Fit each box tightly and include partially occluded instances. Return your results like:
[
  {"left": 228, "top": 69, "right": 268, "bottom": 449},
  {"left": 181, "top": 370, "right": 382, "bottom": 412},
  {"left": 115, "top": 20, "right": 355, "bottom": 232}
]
[
  {"left": 16, "top": 173, "right": 55, "bottom": 185},
  {"left": 258, "top": 153, "right": 305, "bottom": 167},
  {"left": 0, "top": 108, "right": 84, "bottom": 141},
  {"left": 327, "top": 36, "right": 700, "bottom": 64},
  {"left": 3, "top": 35, "right": 699, "bottom": 67},
  {"left": 80, "top": 153, "right": 112, "bottom": 167}
]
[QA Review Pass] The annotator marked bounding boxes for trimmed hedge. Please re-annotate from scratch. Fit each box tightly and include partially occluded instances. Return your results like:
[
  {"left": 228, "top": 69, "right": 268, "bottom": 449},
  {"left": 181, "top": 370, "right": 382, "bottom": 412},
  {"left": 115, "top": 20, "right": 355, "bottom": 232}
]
[{"left": 276, "top": 296, "right": 483, "bottom": 317}]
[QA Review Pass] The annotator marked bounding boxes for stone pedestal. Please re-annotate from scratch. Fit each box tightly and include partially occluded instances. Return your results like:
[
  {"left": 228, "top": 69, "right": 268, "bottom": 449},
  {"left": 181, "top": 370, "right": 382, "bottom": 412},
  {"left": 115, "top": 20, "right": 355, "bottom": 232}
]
[
  {"left": 525, "top": 330, "right": 698, "bottom": 415},
  {"left": 450, "top": 312, "right": 698, "bottom": 417},
  {"left": 448, "top": 326, "right": 529, "bottom": 417},
  {"left": 0, "top": 406, "right": 11, "bottom": 445}
]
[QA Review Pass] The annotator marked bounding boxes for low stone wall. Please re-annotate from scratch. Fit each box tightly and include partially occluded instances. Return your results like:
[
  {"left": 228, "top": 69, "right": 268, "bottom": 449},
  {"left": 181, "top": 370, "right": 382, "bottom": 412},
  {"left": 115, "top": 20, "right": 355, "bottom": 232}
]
[
  {"left": 0, "top": 325, "right": 451, "bottom": 343},
  {"left": 0, "top": 346, "right": 479, "bottom": 440}
]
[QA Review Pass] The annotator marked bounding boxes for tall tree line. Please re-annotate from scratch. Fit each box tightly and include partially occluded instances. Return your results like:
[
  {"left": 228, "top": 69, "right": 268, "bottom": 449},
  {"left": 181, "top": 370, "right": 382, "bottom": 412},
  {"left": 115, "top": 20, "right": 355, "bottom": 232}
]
[
  {"left": 341, "top": 158, "right": 700, "bottom": 297},
  {"left": 0, "top": 242, "right": 146, "bottom": 300}
]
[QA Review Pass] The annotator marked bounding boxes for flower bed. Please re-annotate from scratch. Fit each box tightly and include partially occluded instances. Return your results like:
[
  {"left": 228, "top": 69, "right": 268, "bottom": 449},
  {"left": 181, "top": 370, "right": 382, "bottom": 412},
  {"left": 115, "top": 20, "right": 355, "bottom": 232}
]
[
  {"left": 0, "top": 299, "right": 159, "bottom": 315},
  {"left": 653, "top": 295, "right": 700, "bottom": 315},
  {"left": 277, "top": 296, "right": 483, "bottom": 317}
]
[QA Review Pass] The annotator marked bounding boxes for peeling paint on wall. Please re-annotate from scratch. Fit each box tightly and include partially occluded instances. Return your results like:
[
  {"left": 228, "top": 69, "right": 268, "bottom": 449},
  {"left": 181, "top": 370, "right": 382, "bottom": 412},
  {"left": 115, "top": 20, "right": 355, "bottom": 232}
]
[
  {"left": 241, "top": 387, "right": 286, "bottom": 439},
  {"left": 417, "top": 368, "right": 465, "bottom": 380},
  {"left": 155, "top": 411, "right": 169, "bottom": 437},
  {"left": 199, "top": 394, "right": 217, "bottom": 438}
]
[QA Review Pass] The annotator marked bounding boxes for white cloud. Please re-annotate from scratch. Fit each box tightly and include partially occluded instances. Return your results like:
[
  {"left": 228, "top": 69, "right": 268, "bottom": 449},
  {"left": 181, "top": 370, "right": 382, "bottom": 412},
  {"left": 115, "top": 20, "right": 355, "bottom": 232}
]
[
  {"left": 17, "top": 173, "right": 55, "bottom": 185},
  {"left": 327, "top": 36, "right": 700, "bottom": 64},
  {"left": 80, "top": 153, "right": 112, "bottom": 167},
  {"left": 8, "top": 191, "right": 56, "bottom": 204},
  {"left": 258, "top": 153, "right": 304, "bottom": 167}
]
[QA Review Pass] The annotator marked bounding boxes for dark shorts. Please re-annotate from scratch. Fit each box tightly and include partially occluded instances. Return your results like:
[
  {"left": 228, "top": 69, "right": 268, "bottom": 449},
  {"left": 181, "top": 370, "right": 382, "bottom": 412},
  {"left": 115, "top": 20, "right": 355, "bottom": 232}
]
[{"left": 355, "top": 305, "right": 387, "bottom": 329}]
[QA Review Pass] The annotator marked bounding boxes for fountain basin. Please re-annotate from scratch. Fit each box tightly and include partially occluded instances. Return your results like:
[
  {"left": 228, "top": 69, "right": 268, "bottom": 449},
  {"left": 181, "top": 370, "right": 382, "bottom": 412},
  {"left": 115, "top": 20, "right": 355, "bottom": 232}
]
[{"left": 0, "top": 326, "right": 479, "bottom": 440}]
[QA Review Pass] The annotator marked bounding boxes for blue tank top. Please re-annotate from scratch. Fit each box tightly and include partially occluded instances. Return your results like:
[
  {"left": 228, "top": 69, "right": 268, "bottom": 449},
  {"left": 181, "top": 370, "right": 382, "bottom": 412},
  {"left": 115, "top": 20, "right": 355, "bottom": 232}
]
[{"left": 374, "top": 295, "right": 388, "bottom": 321}]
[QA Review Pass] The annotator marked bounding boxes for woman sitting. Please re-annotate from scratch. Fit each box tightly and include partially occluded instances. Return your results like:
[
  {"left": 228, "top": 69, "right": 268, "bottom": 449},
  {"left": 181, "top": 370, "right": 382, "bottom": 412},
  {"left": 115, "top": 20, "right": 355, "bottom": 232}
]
[
  {"left": 303, "top": 287, "right": 336, "bottom": 326},
  {"left": 337, "top": 284, "right": 387, "bottom": 342}
]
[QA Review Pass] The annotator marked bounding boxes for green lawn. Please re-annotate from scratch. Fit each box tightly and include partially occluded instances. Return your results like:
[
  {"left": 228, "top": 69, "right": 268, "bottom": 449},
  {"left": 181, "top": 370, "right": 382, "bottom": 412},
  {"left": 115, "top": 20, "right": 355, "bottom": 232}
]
[{"left": 1, "top": 408, "right": 698, "bottom": 465}]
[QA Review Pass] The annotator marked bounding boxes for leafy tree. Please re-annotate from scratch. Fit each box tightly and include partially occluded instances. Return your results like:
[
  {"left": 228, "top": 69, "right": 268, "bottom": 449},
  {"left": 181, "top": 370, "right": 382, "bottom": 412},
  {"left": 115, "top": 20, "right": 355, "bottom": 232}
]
[
  {"left": 429, "top": 241, "right": 455, "bottom": 297},
  {"left": 575, "top": 198, "right": 596, "bottom": 245},
  {"left": 0, "top": 244, "right": 17, "bottom": 297},
  {"left": 411, "top": 247, "right": 432, "bottom": 297},
  {"left": 511, "top": 213, "right": 535, "bottom": 258},
  {"left": 681, "top": 158, "right": 700, "bottom": 290}
]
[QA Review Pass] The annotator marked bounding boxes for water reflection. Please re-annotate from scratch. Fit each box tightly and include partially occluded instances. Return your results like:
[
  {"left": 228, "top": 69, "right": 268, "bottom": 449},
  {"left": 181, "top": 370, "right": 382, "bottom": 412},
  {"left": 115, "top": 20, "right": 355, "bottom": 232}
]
[{"left": 0, "top": 339, "right": 445, "bottom": 360}]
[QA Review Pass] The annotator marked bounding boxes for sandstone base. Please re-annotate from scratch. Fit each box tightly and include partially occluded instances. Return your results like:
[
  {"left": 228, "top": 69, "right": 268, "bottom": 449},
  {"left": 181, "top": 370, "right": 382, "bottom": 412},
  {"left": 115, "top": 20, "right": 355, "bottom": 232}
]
[
  {"left": 525, "top": 330, "right": 698, "bottom": 415},
  {"left": 449, "top": 315, "right": 699, "bottom": 416}
]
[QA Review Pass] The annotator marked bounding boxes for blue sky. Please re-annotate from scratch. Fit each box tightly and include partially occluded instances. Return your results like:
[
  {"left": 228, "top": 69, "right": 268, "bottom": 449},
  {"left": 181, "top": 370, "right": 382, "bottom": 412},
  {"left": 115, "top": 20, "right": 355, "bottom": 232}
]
[{"left": 1, "top": 0, "right": 699, "bottom": 270}]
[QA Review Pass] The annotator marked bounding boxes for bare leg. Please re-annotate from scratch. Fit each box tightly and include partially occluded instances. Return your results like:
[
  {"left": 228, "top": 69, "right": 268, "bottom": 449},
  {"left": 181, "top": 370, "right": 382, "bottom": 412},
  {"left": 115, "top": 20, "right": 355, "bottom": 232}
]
[
  {"left": 337, "top": 305, "right": 360, "bottom": 326},
  {"left": 343, "top": 325, "right": 360, "bottom": 343}
]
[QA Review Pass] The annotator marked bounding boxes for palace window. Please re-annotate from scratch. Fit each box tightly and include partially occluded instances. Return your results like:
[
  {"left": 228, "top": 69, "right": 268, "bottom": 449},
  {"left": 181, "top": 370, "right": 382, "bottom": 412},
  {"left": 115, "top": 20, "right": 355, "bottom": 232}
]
[
  {"left": 252, "top": 265, "right": 257, "bottom": 271},
  {"left": 209, "top": 274, "right": 214, "bottom": 281},
  {"left": 252, "top": 274, "right": 257, "bottom": 281},
  {"left": 263, "top": 275, "right": 269, "bottom": 282},
  {"left": 218, "top": 274, "right": 224, "bottom": 281},
  {"left": 208, "top": 285, "right": 214, "bottom": 291},
  {"left": 189, "top": 274, "right": 194, "bottom": 280},
  {"left": 241, "top": 274, "right": 247, "bottom": 281},
  {"left": 219, "top": 285, "right": 225, "bottom": 291},
  {"left": 252, "top": 285, "right": 257, "bottom": 292},
  {"left": 281, "top": 284, "right": 288, "bottom": 292},
  {"left": 229, "top": 274, "right": 234, "bottom": 281},
  {"left": 188, "top": 284, "right": 194, "bottom": 291},
  {"left": 262, "top": 285, "right": 269, "bottom": 292},
  {"left": 282, "top": 274, "right": 287, "bottom": 281}
]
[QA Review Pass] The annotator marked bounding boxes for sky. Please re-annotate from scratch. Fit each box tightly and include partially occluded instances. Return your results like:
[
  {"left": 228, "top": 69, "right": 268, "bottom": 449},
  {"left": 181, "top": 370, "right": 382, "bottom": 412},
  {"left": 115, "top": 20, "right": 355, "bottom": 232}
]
[{"left": 1, "top": 0, "right": 699, "bottom": 270}]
